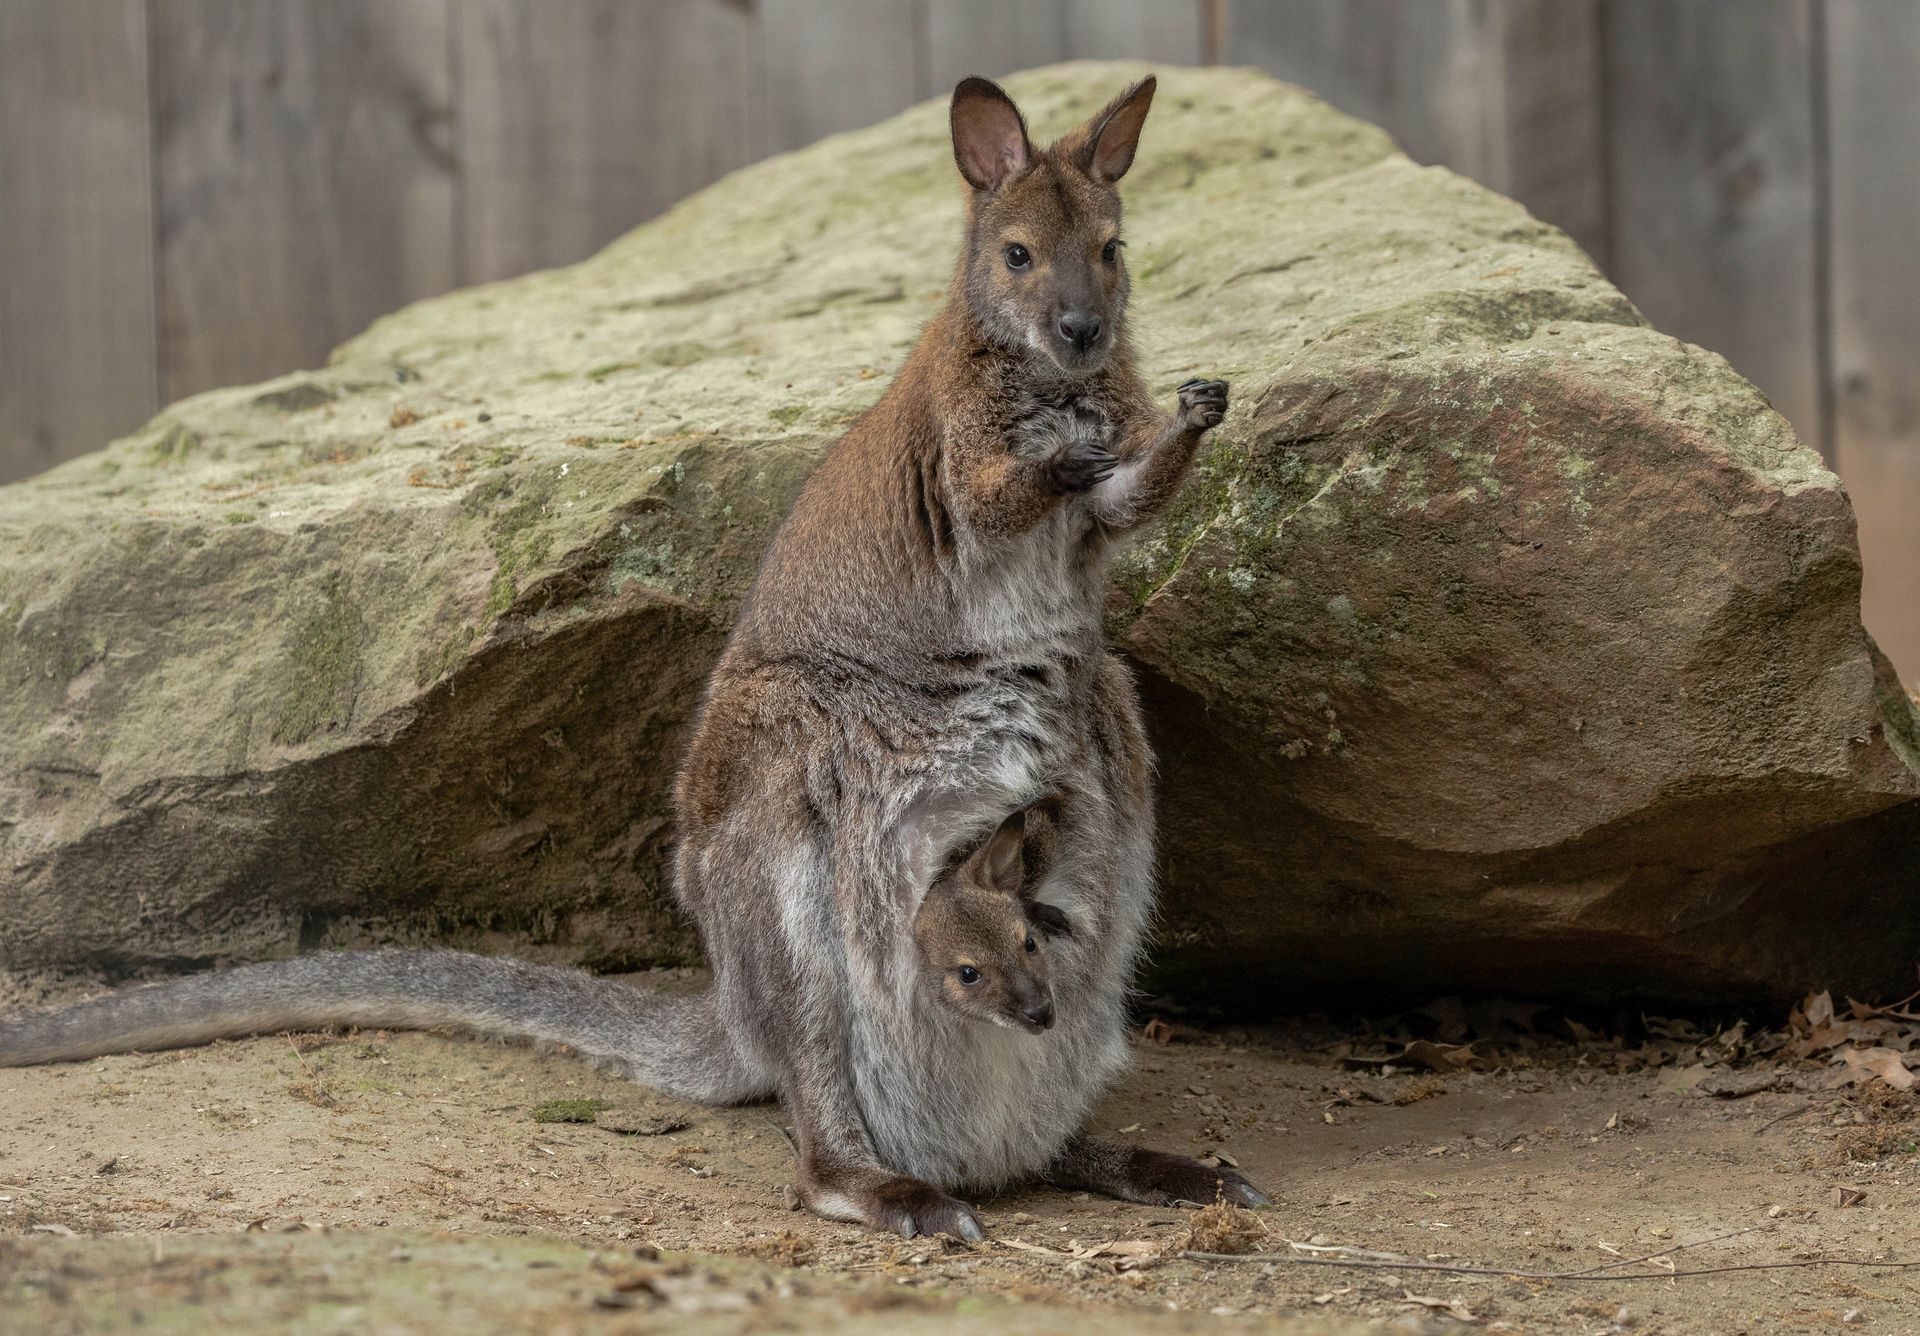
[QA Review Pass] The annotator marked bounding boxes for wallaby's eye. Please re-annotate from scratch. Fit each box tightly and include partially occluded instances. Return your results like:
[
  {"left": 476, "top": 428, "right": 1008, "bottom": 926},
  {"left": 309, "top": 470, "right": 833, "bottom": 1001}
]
[
  {"left": 1102, "top": 239, "right": 1121, "bottom": 265},
  {"left": 1024, "top": 935, "right": 1037, "bottom": 953},
  {"left": 957, "top": 965, "right": 981, "bottom": 986},
  {"left": 1004, "top": 243, "right": 1032, "bottom": 270}
]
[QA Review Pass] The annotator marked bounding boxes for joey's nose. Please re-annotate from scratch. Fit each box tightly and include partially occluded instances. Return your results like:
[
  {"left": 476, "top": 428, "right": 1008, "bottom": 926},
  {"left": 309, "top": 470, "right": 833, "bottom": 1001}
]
[
  {"left": 1056, "top": 311, "right": 1101, "bottom": 352},
  {"left": 1021, "top": 999, "right": 1055, "bottom": 1031}
]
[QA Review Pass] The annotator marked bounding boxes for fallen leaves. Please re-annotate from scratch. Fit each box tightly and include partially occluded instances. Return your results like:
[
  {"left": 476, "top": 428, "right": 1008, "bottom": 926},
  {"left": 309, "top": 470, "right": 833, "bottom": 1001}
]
[
  {"left": 1833, "top": 1046, "right": 1917, "bottom": 1092},
  {"left": 1788, "top": 990, "right": 1920, "bottom": 1091},
  {"left": 1000, "top": 1236, "right": 1166, "bottom": 1272},
  {"left": 1337, "top": 1039, "right": 1490, "bottom": 1074}
]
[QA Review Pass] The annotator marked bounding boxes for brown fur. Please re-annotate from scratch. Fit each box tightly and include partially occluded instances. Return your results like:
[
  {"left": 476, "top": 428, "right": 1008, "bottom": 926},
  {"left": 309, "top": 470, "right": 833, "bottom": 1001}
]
[{"left": 670, "top": 75, "right": 1255, "bottom": 1237}]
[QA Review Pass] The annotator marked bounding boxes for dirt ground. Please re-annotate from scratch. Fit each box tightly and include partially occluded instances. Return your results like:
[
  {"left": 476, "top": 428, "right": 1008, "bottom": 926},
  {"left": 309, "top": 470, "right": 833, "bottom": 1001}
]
[{"left": 3, "top": 974, "right": 1917, "bottom": 1334}]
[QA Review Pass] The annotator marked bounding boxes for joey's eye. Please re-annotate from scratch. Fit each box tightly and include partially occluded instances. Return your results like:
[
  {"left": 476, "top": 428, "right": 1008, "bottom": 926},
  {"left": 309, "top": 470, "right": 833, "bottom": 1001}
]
[
  {"left": 1004, "top": 243, "right": 1031, "bottom": 270},
  {"left": 1102, "top": 239, "right": 1120, "bottom": 264},
  {"left": 1024, "top": 935, "right": 1037, "bottom": 953},
  {"left": 957, "top": 965, "right": 981, "bottom": 986}
]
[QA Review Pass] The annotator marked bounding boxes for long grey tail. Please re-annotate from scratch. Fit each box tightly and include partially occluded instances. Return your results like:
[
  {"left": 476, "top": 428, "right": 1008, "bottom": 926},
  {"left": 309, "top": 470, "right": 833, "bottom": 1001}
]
[{"left": 0, "top": 950, "right": 764, "bottom": 1105}]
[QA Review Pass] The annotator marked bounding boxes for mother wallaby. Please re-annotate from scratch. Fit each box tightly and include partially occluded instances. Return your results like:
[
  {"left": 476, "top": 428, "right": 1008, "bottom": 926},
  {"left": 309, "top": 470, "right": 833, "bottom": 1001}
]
[{"left": 0, "top": 75, "right": 1265, "bottom": 1238}]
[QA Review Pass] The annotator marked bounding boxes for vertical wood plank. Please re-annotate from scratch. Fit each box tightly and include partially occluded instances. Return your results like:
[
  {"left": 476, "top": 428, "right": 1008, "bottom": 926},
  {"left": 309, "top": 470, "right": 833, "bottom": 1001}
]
[
  {"left": 1487, "top": 0, "right": 1608, "bottom": 267},
  {"left": 1223, "top": 0, "right": 1485, "bottom": 169},
  {"left": 921, "top": 0, "right": 1068, "bottom": 97},
  {"left": 754, "top": 0, "right": 921, "bottom": 155},
  {"left": 0, "top": 0, "right": 156, "bottom": 481},
  {"left": 1062, "top": 0, "right": 1206, "bottom": 66},
  {"left": 150, "top": 0, "right": 457, "bottom": 401},
  {"left": 456, "top": 0, "right": 758, "bottom": 285},
  {"left": 918, "top": 0, "right": 1206, "bottom": 111},
  {"left": 1827, "top": 0, "right": 1920, "bottom": 684},
  {"left": 1222, "top": 0, "right": 1607, "bottom": 259},
  {"left": 1603, "top": 1, "right": 1822, "bottom": 448}
]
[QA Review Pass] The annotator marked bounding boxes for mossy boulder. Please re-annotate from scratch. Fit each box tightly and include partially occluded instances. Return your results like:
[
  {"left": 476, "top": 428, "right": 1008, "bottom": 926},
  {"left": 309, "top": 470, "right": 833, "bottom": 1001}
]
[{"left": 2, "top": 63, "right": 1914, "bottom": 1008}]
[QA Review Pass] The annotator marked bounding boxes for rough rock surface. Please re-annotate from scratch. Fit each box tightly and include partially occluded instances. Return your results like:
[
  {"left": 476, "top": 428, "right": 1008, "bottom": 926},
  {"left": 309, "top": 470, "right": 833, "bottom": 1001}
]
[{"left": 1, "top": 63, "right": 1913, "bottom": 1008}]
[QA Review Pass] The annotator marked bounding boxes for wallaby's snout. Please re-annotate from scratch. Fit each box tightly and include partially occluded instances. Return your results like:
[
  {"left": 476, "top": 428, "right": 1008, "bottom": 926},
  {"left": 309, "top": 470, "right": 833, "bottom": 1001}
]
[
  {"left": 1056, "top": 309, "right": 1102, "bottom": 355},
  {"left": 1018, "top": 994, "right": 1056, "bottom": 1032}
]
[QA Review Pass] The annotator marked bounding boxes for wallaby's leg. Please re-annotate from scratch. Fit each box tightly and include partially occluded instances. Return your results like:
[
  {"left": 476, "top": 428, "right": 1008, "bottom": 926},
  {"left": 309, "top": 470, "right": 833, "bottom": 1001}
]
[
  {"left": 1045, "top": 1131, "right": 1270, "bottom": 1209},
  {"left": 1091, "top": 378, "right": 1228, "bottom": 532},
  {"left": 783, "top": 1035, "right": 985, "bottom": 1240}
]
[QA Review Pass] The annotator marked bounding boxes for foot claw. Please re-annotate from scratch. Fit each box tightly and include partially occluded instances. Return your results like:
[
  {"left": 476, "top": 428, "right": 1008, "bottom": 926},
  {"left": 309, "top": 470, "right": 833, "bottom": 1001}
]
[
  {"left": 1228, "top": 1179, "right": 1273, "bottom": 1209},
  {"left": 871, "top": 1175, "right": 985, "bottom": 1242}
]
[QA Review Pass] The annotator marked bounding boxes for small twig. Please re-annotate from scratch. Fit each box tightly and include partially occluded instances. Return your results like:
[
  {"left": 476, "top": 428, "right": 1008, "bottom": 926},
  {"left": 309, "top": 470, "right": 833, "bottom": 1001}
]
[
  {"left": 284, "top": 1035, "right": 319, "bottom": 1080},
  {"left": 1559, "top": 1223, "right": 1773, "bottom": 1276},
  {"left": 765, "top": 1118, "right": 798, "bottom": 1158},
  {"left": 1756, "top": 1100, "right": 1824, "bottom": 1136}
]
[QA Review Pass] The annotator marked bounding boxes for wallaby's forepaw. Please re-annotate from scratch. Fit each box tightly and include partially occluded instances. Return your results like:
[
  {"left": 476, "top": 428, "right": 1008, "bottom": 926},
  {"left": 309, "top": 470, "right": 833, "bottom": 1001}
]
[
  {"left": 1049, "top": 439, "right": 1119, "bottom": 494},
  {"left": 1176, "top": 378, "right": 1229, "bottom": 432},
  {"left": 869, "top": 1176, "right": 986, "bottom": 1241},
  {"left": 1119, "top": 1148, "right": 1272, "bottom": 1210}
]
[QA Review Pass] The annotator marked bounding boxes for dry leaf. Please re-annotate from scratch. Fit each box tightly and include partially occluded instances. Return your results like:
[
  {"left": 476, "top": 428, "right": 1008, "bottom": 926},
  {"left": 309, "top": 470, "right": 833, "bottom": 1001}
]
[
  {"left": 1001, "top": 1238, "right": 1085, "bottom": 1259},
  {"left": 1698, "top": 1069, "right": 1798, "bottom": 1098},
  {"left": 1805, "top": 991, "right": 1837, "bottom": 1030},
  {"left": 1401, "top": 1291, "right": 1479, "bottom": 1322},
  {"left": 1340, "top": 1040, "right": 1489, "bottom": 1073},
  {"left": 1830, "top": 1046, "right": 1917, "bottom": 1091}
]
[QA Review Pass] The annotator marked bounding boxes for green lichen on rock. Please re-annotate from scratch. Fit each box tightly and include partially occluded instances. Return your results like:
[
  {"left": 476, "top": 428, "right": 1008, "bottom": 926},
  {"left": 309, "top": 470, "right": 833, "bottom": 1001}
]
[
  {"left": 0, "top": 62, "right": 1912, "bottom": 1008},
  {"left": 272, "top": 584, "right": 368, "bottom": 744}
]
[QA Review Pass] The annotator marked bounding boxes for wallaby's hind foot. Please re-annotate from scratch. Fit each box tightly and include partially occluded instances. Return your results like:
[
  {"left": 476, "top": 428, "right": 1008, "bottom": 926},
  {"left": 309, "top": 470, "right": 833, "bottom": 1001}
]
[
  {"left": 1047, "top": 1133, "right": 1272, "bottom": 1210},
  {"left": 800, "top": 1163, "right": 986, "bottom": 1242}
]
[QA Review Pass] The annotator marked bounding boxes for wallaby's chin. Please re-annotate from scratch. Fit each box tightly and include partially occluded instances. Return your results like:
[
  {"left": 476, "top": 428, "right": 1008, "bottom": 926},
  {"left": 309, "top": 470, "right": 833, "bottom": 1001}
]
[{"left": 1029, "top": 326, "right": 1109, "bottom": 379}]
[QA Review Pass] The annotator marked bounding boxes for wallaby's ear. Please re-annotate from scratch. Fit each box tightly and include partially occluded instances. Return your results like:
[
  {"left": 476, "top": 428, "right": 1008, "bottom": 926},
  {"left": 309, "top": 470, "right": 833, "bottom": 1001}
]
[
  {"left": 1070, "top": 75, "right": 1157, "bottom": 184},
  {"left": 1026, "top": 900, "right": 1074, "bottom": 939},
  {"left": 979, "top": 811, "right": 1028, "bottom": 894},
  {"left": 951, "top": 76, "right": 1031, "bottom": 192}
]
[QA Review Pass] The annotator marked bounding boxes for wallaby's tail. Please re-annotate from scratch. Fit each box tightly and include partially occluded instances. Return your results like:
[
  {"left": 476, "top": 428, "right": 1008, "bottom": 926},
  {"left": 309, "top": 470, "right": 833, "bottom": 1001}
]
[{"left": 0, "top": 950, "right": 763, "bottom": 1105}]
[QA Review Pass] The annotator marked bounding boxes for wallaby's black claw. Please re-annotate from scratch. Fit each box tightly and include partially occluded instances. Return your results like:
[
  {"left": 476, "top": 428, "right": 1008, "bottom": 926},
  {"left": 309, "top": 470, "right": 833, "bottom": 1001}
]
[
  {"left": 873, "top": 1176, "right": 985, "bottom": 1242},
  {"left": 1225, "top": 1176, "right": 1273, "bottom": 1209},
  {"left": 1051, "top": 441, "right": 1119, "bottom": 493}
]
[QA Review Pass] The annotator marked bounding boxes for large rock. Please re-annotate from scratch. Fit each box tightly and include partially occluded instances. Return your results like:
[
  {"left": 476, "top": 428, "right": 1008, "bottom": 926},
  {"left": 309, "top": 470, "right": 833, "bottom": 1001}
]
[{"left": 2, "top": 64, "right": 1914, "bottom": 1009}]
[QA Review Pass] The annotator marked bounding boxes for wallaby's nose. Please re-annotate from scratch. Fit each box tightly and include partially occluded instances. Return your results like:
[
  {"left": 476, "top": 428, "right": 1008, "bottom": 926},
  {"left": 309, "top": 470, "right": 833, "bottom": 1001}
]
[
  {"left": 1056, "top": 311, "right": 1102, "bottom": 353},
  {"left": 1020, "top": 999, "right": 1055, "bottom": 1031}
]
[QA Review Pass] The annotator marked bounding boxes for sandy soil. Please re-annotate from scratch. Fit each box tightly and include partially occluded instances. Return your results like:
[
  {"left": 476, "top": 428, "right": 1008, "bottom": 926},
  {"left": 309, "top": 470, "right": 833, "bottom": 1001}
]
[{"left": 2, "top": 975, "right": 1916, "bottom": 1333}]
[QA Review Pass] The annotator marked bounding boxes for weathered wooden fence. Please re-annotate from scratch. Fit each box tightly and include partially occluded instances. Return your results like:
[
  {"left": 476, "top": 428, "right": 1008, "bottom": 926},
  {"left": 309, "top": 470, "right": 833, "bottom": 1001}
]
[{"left": 0, "top": 0, "right": 1913, "bottom": 678}]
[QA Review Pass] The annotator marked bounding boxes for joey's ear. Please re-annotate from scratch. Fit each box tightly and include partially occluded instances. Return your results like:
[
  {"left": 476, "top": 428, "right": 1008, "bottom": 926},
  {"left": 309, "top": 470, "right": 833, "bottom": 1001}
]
[
  {"left": 978, "top": 811, "right": 1028, "bottom": 895},
  {"left": 951, "top": 77, "right": 1031, "bottom": 192},
  {"left": 1027, "top": 900, "right": 1074, "bottom": 939},
  {"left": 1070, "top": 75, "right": 1156, "bottom": 184}
]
